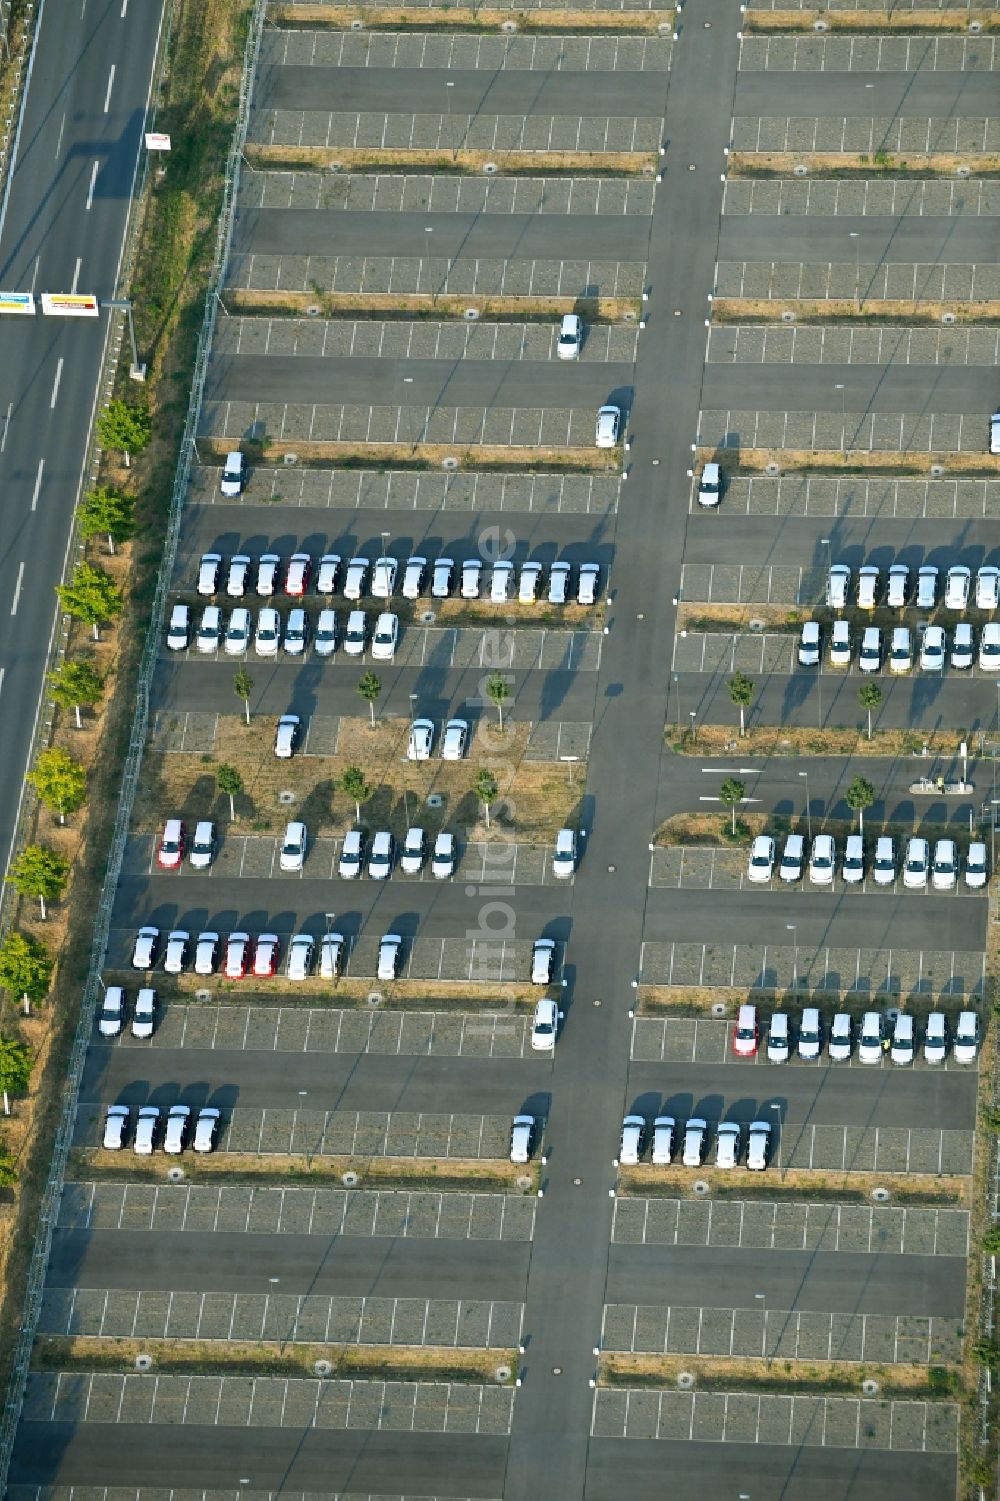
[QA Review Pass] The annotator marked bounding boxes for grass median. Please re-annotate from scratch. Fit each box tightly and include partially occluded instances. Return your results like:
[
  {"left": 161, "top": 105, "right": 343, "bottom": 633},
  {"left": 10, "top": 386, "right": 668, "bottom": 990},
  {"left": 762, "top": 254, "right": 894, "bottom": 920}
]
[
  {"left": 225, "top": 289, "right": 643, "bottom": 323},
  {"left": 617, "top": 1165, "right": 970, "bottom": 1205},
  {"left": 600, "top": 1353, "right": 961, "bottom": 1399},
  {"left": 272, "top": 2, "right": 674, "bottom": 31}
]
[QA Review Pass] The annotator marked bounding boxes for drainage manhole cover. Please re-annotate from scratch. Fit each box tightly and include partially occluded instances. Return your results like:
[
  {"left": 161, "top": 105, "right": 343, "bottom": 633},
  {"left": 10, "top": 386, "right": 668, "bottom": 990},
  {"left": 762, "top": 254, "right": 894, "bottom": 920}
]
[
  {"left": 420, "top": 609, "right": 436, "bottom": 624},
  {"left": 464, "top": 307, "right": 480, "bottom": 320},
  {"left": 677, "top": 1371, "right": 695, "bottom": 1389},
  {"left": 941, "top": 312, "right": 956, "bottom": 324},
  {"left": 196, "top": 988, "right": 211, "bottom": 1002},
  {"left": 930, "top": 464, "right": 945, "bottom": 477},
  {"left": 765, "top": 462, "right": 781, "bottom": 476},
  {"left": 516, "top": 1174, "right": 532, "bottom": 1190},
  {"left": 711, "top": 1001, "right": 727, "bottom": 1017},
  {"left": 135, "top": 1354, "right": 153, "bottom": 1372},
  {"left": 749, "top": 618, "right": 765, "bottom": 633},
  {"left": 351, "top": 17, "right": 363, "bottom": 27},
  {"left": 342, "top": 1171, "right": 359, "bottom": 1188},
  {"left": 624, "top": 310, "right": 636, "bottom": 321},
  {"left": 862, "top": 1378, "right": 879, "bottom": 1394},
  {"left": 278, "top": 790, "right": 295, "bottom": 805},
  {"left": 969, "top": 18, "right": 982, "bottom": 30},
  {"left": 781, "top": 309, "right": 796, "bottom": 322},
  {"left": 314, "top": 1360, "right": 334, "bottom": 1377},
  {"left": 367, "top": 990, "right": 384, "bottom": 1007},
  {"left": 426, "top": 792, "right": 444, "bottom": 808},
  {"left": 793, "top": 163, "right": 809, "bottom": 176},
  {"left": 326, "top": 162, "right": 342, "bottom": 173},
  {"left": 693, "top": 1180, "right": 710, "bottom": 1196},
  {"left": 658, "top": 20, "right": 671, "bottom": 31},
  {"left": 306, "top": 306, "right": 320, "bottom": 318},
  {"left": 483, "top": 162, "right": 497, "bottom": 174},
  {"left": 501, "top": 18, "right": 518, "bottom": 29},
  {"left": 494, "top": 1365, "right": 512, "bottom": 1383},
  {"left": 552, "top": 1366, "right": 562, "bottom": 1375},
  {"left": 282, "top": 453, "right": 297, "bottom": 465},
  {"left": 956, "top": 165, "right": 971, "bottom": 177},
  {"left": 871, "top": 1187, "right": 891, "bottom": 1203},
  {"left": 813, "top": 17, "right": 828, "bottom": 28},
  {"left": 167, "top": 1166, "right": 184, "bottom": 1183},
  {"left": 442, "top": 456, "right": 458, "bottom": 470}
]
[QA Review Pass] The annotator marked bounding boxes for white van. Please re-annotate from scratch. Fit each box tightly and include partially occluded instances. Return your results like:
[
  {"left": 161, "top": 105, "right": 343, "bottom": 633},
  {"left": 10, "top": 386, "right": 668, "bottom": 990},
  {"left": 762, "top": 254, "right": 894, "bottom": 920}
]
[
  {"left": 923, "top": 1011, "right": 948, "bottom": 1065},
  {"left": 797, "top": 1007, "right": 822, "bottom": 1061},
  {"left": 766, "top": 1012, "right": 790, "bottom": 1063}
]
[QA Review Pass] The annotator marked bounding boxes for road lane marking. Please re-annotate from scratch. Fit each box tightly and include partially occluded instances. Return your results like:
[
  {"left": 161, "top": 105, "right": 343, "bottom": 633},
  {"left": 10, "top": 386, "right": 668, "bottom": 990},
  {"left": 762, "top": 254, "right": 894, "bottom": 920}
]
[
  {"left": 121, "top": 0, "right": 129, "bottom": 13},
  {"left": 30, "top": 457, "right": 44, "bottom": 511},
  {"left": 71, "top": 257, "right": 82, "bottom": 294},
  {"left": 11, "top": 562, "right": 24, "bottom": 616},
  {"left": 0, "top": 402, "right": 11, "bottom": 453},
  {"left": 49, "top": 358, "right": 64, "bottom": 409},
  {"left": 29, "top": 254, "right": 39, "bottom": 294},
  {"left": 103, "top": 64, "right": 116, "bottom": 114},
  {"left": 55, "top": 111, "right": 66, "bottom": 160},
  {"left": 85, "top": 160, "right": 99, "bottom": 211},
  {"left": 0, "top": 669, "right": 5, "bottom": 698}
]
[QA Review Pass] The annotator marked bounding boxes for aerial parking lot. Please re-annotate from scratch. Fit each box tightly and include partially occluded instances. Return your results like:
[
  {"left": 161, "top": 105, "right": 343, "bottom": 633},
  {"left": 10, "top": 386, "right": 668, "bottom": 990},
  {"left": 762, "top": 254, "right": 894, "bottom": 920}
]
[{"left": 6, "top": 0, "right": 998, "bottom": 1498}]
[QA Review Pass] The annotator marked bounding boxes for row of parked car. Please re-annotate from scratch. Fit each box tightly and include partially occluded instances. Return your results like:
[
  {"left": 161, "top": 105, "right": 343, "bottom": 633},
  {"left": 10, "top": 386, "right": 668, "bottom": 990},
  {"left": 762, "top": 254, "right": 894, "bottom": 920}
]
[
  {"left": 167, "top": 602, "right": 405, "bottom": 660},
  {"left": 102, "top": 1103, "right": 220, "bottom": 1154},
  {"left": 747, "top": 832, "right": 987, "bottom": 889},
  {"left": 192, "top": 550, "right": 601, "bottom": 607},
  {"left": 825, "top": 562, "right": 1000, "bottom": 613},
  {"left": 732, "top": 1001, "right": 981, "bottom": 1065},
  {"left": 618, "top": 1114, "right": 772, "bottom": 1169},
  {"left": 798, "top": 618, "right": 1000, "bottom": 673}
]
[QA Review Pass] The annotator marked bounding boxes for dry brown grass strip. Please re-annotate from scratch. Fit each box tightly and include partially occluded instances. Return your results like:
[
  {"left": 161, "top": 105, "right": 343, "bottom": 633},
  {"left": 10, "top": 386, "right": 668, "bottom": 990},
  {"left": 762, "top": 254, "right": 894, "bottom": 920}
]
[
  {"left": 70, "top": 1148, "right": 536, "bottom": 1192},
  {"left": 161, "top": 975, "right": 533, "bottom": 1008},
  {"left": 618, "top": 1164, "right": 970, "bottom": 1202},
  {"left": 201, "top": 437, "right": 616, "bottom": 471},
  {"left": 746, "top": 8, "right": 999, "bottom": 33},
  {"left": 714, "top": 299, "right": 1000, "bottom": 325},
  {"left": 731, "top": 152, "right": 1000, "bottom": 177},
  {"left": 698, "top": 447, "right": 1000, "bottom": 477},
  {"left": 225, "top": 288, "right": 642, "bottom": 321},
  {"left": 601, "top": 1352, "right": 961, "bottom": 1397},
  {"left": 270, "top": 4, "right": 673, "bottom": 32},
  {"left": 637, "top": 984, "right": 983, "bottom": 1028},
  {"left": 666, "top": 721, "right": 951, "bottom": 758},
  {"left": 247, "top": 144, "right": 656, "bottom": 174}
]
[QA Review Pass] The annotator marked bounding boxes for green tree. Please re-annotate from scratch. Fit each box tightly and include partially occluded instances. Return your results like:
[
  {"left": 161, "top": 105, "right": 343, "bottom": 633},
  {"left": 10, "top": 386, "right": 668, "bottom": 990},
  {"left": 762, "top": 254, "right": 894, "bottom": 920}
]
[
  {"left": 357, "top": 671, "right": 382, "bottom": 728},
  {"left": 845, "top": 775, "right": 875, "bottom": 833},
  {"left": 0, "top": 1145, "right": 16, "bottom": 1187},
  {"left": 28, "top": 748, "right": 86, "bottom": 823},
  {"left": 340, "top": 766, "right": 372, "bottom": 823},
  {"left": 718, "top": 777, "right": 745, "bottom": 836},
  {"left": 728, "top": 671, "right": 754, "bottom": 737},
  {"left": 983, "top": 1227, "right": 1000, "bottom": 1256},
  {"left": 473, "top": 769, "right": 499, "bottom": 829},
  {"left": 96, "top": 398, "right": 150, "bottom": 468},
  {"left": 0, "top": 932, "right": 53, "bottom": 1010},
  {"left": 78, "top": 485, "right": 135, "bottom": 554},
  {"left": 56, "top": 562, "right": 124, "bottom": 640},
  {"left": 233, "top": 669, "right": 254, "bottom": 726},
  {"left": 48, "top": 658, "right": 105, "bottom": 729},
  {"left": 486, "top": 671, "right": 511, "bottom": 731},
  {"left": 0, "top": 1036, "right": 31, "bottom": 1116},
  {"left": 6, "top": 845, "right": 70, "bottom": 920},
  {"left": 858, "top": 681, "right": 882, "bottom": 741},
  {"left": 216, "top": 763, "right": 243, "bottom": 821}
]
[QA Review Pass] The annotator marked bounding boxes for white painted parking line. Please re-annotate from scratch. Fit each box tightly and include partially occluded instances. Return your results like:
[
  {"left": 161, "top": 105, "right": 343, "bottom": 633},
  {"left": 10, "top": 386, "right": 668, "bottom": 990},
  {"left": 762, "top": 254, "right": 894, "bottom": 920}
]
[
  {"left": 648, "top": 844, "right": 985, "bottom": 899},
  {"left": 631, "top": 1014, "right": 978, "bottom": 1072},
  {"left": 697, "top": 405, "right": 975, "bottom": 454},
  {"left": 702, "top": 474, "right": 1000, "bottom": 520},
  {"left": 740, "top": 33, "right": 999, "bottom": 74},
  {"left": 723, "top": 175, "right": 995, "bottom": 220},
  {"left": 672, "top": 627, "right": 1000, "bottom": 680},
  {"left": 265, "top": 28, "right": 672, "bottom": 73},
  {"left": 732, "top": 114, "right": 998, "bottom": 158}
]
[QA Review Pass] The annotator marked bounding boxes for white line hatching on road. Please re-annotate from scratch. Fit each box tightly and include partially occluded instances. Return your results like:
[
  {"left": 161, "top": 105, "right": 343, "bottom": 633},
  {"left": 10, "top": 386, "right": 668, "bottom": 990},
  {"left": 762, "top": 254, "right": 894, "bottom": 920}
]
[{"left": 85, "top": 160, "right": 99, "bottom": 211}]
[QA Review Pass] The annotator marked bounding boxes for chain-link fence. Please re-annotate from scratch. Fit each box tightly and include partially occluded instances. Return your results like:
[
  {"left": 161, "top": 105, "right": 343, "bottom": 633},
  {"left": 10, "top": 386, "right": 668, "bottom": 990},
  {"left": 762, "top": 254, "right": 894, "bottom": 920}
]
[{"left": 0, "top": 0, "right": 268, "bottom": 1484}]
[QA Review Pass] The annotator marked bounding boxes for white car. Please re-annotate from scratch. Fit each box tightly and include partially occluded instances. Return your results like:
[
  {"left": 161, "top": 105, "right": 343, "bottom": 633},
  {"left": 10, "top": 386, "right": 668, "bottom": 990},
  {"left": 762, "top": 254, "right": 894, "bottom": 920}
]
[
  {"left": 945, "top": 565, "right": 970, "bottom": 610},
  {"left": 858, "top": 626, "right": 882, "bottom": 673},
  {"left": 651, "top": 1116, "right": 675, "bottom": 1165},
  {"left": 715, "top": 1122, "right": 741, "bottom": 1169},
  {"left": 491, "top": 561, "right": 514, "bottom": 602},
  {"left": 531, "top": 997, "right": 559, "bottom": 1051},
  {"left": 797, "top": 1007, "right": 822, "bottom": 1061},
  {"left": 619, "top": 1115, "right": 644, "bottom": 1166},
  {"left": 923, "top": 1012, "right": 948, "bottom": 1064},
  {"left": 531, "top": 938, "right": 556, "bottom": 985},
  {"left": 131, "top": 926, "right": 159, "bottom": 970},
  {"left": 314, "top": 609, "right": 338, "bottom": 656},
  {"left": 547, "top": 562, "right": 571, "bottom": 604},
  {"left": 518, "top": 562, "right": 542, "bottom": 602},
  {"left": 916, "top": 565, "right": 938, "bottom": 609},
  {"left": 886, "top": 563, "right": 909, "bottom": 608},
  {"left": 797, "top": 622, "right": 820, "bottom": 667},
  {"left": 197, "top": 553, "right": 222, "bottom": 597},
  {"left": 286, "top": 934, "right": 315, "bottom": 980},
  {"left": 400, "top": 828, "right": 426, "bottom": 875},
  {"left": 401, "top": 557, "right": 427, "bottom": 599},
  {"left": 194, "top": 933, "right": 219, "bottom": 976},
  {"left": 461, "top": 559, "right": 482, "bottom": 598},
  {"left": 274, "top": 714, "right": 300, "bottom": 758},
  {"left": 746, "top": 834, "right": 775, "bottom": 884},
  {"left": 577, "top": 563, "right": 600, "bottom": 606},
  {"left": 223, "top": 932, "right": 251, "bottom": 979},
  {"left": 557, "top": 313, "right": 582, "bottom": 359},
  {"left": 931, "top": 838, "right": 957, "bottom": 890},
  {"left": 595, "top": 404, "right": 621, "bottom": 448},
  {"left": 219, "top": 451, "right": 244, "bottom": 497},
  {"left": 766, "top": 1012, "right": 790, "bottom": 1063},
  {"left": 903, "top": 836, "right": 929, "bottom": 888},
  {"left": 697, "top": 462, "right": 721, "bottom": 508},
  {"left": 857, "top": 1010, "right": 884, "bottom": 1064},
  {"left": 370, "top": 612, "right": 398, "bottom": 660},
  {"left": 193, "top": 1107, "right": 221, "bottom": 1153},
  {"left": 890, "top": 1013, "right": 914, "bottom": 1065},
  {"left": 432, "top": 832, "right": 455, "bottom": 878},
  {"left": 965, "top": 841, "right": 988, "bottom": 889},
  {"left": 224, "top": 606, "right": 252, "bottom": 655},
  {"left": 991, "top": 410, "right": 1000, "bottom": 455},
  {"left": 98, "top": 986, "right": 125, "bottom": 1038},
  {"left": 189, "top": 821, "right": 216, "bottom": 870},
  {"left": 163, "top": 1105, "right": 191, "bottom": 1155},
  {"left": 103, "top": 1104, "right": 129, "bottom": 1150},
  {"left": 441, "top": 718, "right": 469, "bottom": 760},
  {"left": 320, "top": 933, "right": 345, "bottom": 978},
  {"left": 431, "top": 558, "right": 454, "bottom": 598},
  {"left": 407, "top": 718, "right": 435, "bottom": 761},
  {"left": 133, "top": 1106, "right": 159, "bottom": 1155},
  {"left": 254, "top": 606, "right": 280, "bottom": 657},
  {"left": 195, "top": 605, "right": 221, "bottom": 654},
  {"left": 368, "top": 831, "right": 394, "bottom": 880},
  {"left": 828, "top": 1012, "right": 852, "bottom": 1062},
  {"left": 510, "top": 1114, "right": 535, "bottom": 1164},
  {"left": 920, "top": 624, "right": 946, "bottom": 672},
  {"left": 339, "top": 829, "right": 364, "bottom": 878},
  {"left": 279, "top": 820, "right": 307, "bottom": 872},
  {"left": 131, "top": 988, "right": 157, "bottom": 1039},
  {"left": 377, "top": 933, "right": 403, "bottom": 981},
  {"left": 163, "top": 931, "right": 190, "bottom": 975},
  {"left": 252, "top": 933, "right": 280, "bottom": 978},
  {"left": 826, "top": 564, "right": 850, "bottom": 610},
  {"left": 343, "top": 609, "right": 367, "bottom": 656},
  {"left": 166, "top": 603, "right": 190, "bottom": 651},
  {"left": 343, "top": 558, "right": 369, "bottom": 601},
  {"left": 808, "top": 834, "right": 835, "bottom": 886},
  {"left": 256, "top": 554, "right": 280, "bottom": 597},
  {"left": 779, "top": 835, "right": 803, "bottom": 883},
  {"left": 283, "top": 607, "right": 308, "bottom": 656},
  {"left": 980, "top": 622, "right": 1000, "bottom": 670},
  {"left": 315, "top": 554, "right": 341, "bottom": 595},
  {"left": 157, "top": 818, "right": 185, "bottom": 870},
  {"left": 857, "top": 565, "right": 878, "bottom": 610},
  {"left": 746, "top": 1121, "right": 771, "bottom": 1172},
  {"left": 842, "top": 834, "right": 864, "bottom": 884},
  {"left": 953, "top": 1010, "right": 980, "bottom": 1063},
  {"left": 371, "top": 557, "right": 397, "bottom": 599},
  {"left": 552, "top": 828, "right": 577, "bottom": 879},
  {"left": 829, "top": 619, "right": 851, "bottom": 667},
  {"left": 951, "top": 622, "right": 974, "bottom": 669},
  {"left": 682, "top": 1117, "right": 707, "bottom": 1167},
  {"left": 889, "top": 626, "right": 912, "bottom": 674},
  {"left": 872, "top": 835, "right": 896, "bottom": 886},
  {"left": 976, "top": 565, "right": 1000, "bottom": 610}
]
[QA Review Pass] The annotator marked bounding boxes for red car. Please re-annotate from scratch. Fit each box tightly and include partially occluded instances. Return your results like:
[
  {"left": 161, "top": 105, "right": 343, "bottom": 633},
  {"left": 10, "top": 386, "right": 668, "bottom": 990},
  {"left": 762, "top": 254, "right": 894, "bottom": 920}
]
[
  {"left": 732, "top": 1003, "right": 760, "bottom": 1057},
  {"left": 252, "top": 933, "right": 280, "bottom": 977},
  {"left": 284, "top": 554, "right": 311, "bottom": 596},
  {"left": 157, "top": 819, "right": 186, "bottom": 870},
  {"left": 224, "top": 932, "right": 251, "bottom": 979}
]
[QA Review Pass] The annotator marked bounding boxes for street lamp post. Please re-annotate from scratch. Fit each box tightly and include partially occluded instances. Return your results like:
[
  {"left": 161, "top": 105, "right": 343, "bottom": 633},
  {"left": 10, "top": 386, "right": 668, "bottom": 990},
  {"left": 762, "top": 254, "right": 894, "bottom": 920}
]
[
  {"left": 324, "top": 911, "right": 335, "bottom": 940},
  {"left": 673, "top": 672, "right": 683, "bottom": 737},
  {"left": 104, "top": 298, "right": 146, "bottom": 382},
  {"left": 560, "top": 754, "right": 580, "bottom": 787},
  {"left": 799, "top": 769, "right": 811, "bottom": 842},
  {"left": 689, "top": 709, "right": 697, "bottom": 744},
  {"left": 786, "top": 923, "right": 797, "bottom": 993}
]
